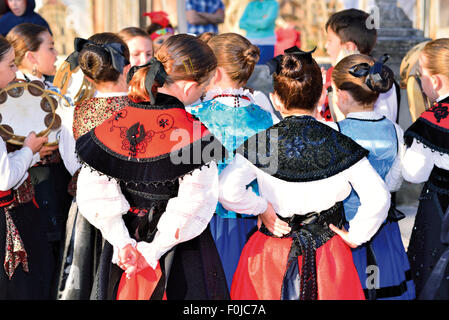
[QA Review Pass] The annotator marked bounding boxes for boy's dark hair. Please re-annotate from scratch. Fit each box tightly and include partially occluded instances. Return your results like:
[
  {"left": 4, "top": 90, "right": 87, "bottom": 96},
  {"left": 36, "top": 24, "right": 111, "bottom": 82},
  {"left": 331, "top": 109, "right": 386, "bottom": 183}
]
[{"left": 326, "top": 9, "right": 377, "bottom": 55}]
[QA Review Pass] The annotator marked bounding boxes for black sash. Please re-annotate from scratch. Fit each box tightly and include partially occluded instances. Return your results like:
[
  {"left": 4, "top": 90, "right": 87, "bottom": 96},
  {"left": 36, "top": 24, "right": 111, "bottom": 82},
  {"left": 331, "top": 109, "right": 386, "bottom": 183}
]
[{"left": 260, "top": 202, "right": 344, "bottom": 300}]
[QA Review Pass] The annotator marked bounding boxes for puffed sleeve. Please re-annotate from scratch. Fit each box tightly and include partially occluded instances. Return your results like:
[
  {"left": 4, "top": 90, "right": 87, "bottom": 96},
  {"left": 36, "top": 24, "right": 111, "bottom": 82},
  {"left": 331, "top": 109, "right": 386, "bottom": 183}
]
[
  {"left": 58, "top": 106, "right": 82, "bottom": 176},
  {"left": 137, "top": 162, "right": 220, "bottom": 269},
  {"left": 0, "top": 139, "right": 34, "bottom": 191},
  {"left": 402, "top": 139, "right": 435, "bottom": 184},
  {"left": 385, "top": 123, "right": 405, "bottom": 192},
  {"left": 218, "top": 153, "right": 268, "bottom": 216},
  {"left": 345, "top": 158, "right": 391, "bottom": 246},
  {"left": 58, "top": 126, "right": 82, "bottom": 176},
  {"left": 76, "top": 167, "right": 135, "bottom": 250}
]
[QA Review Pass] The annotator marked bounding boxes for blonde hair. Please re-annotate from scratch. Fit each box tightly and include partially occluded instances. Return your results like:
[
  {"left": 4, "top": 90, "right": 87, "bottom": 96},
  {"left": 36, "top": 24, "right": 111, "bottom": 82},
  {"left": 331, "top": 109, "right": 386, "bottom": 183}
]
[
  {"left": 333, "top": 54, "right": 394, "bottom": 105},
  {"left": 421, "top": 38, "right": 449, "bottom": 78},
  {"left": 206, "top": 33, "right": 260, "bottom": 86}
]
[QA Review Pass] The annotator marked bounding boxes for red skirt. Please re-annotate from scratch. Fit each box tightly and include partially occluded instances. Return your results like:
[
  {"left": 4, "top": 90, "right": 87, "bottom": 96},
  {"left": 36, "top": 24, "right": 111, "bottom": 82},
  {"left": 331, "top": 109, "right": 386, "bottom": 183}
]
[
  {"left": 116, "top": 263, "right": 167, "bottom": 300},
  {"left": 230, "top": 231, "right": 365, "bottom": 300}
]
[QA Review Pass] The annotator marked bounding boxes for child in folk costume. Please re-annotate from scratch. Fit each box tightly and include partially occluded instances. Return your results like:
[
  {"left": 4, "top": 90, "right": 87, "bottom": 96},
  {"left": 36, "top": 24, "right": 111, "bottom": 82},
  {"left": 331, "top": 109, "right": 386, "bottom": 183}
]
[
  {"left": 75, "top": 34, "right": 229, "bottom": 300},
  {"left": 404, "top": 39, "right": 449, "bottom": 300},
  {"left": 219, "top": 48, "right": 391, "bottom": 300},
  {"left": 118, "top": 27, "right": 153, "bottom": 68},
  {"left": 57, "top": 33, "right": 133, "bottom": 300},
  {"left": 321, "top": 9, "right": 399, "bottom": 123},
  {"left": 189, "top": 33, "right": 273, "bottom": 291},
  {"left": 332, "top": 54, "right": 415, "bottom": 300},
  {"left": 0, "top": 35, "right": 54, "bottom": 299},
  {"left": 6, "top": 23, "right": 75, "bottom": 298}
]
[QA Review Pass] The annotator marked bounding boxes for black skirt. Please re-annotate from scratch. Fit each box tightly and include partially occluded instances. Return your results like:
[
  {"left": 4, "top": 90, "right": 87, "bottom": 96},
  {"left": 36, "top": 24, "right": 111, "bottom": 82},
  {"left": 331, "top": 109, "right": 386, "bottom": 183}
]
[
  {"left": 0, "top": 163, "right": 72, "bottom": 300},
  {"left": 408, "top": 167, "right": 449, "bottom": 300},
  {"left": 0, "top": 201, "right": 57, "bottom": 300}
]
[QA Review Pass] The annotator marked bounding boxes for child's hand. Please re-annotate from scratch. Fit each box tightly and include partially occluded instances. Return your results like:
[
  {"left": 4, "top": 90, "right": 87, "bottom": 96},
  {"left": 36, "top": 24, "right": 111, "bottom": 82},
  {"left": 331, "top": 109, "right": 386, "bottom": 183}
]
[
  {"left": 118, "top": 244, "right": 139, "bottom": 279},
  {"left": 329, "top": 224, "right": 358, "bottom": 249},
  {"left": 259, "top": 202, "right": 291, "bottom": 238}
]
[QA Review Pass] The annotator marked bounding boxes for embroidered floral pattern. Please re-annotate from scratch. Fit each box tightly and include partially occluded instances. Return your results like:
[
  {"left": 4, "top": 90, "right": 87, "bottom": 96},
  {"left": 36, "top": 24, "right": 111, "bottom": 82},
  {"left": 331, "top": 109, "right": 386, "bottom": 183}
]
[
  {"left": 432, "top": 103, "right": 449, "bottom": 123},
  {"left": 3, "top": 209, "right": 29, "bottom": 280},
  {"left": 240, "top": 116, "right": 368, "bottom": 182},
  {"left": 73, "top": 96, "right": 131, "bottom": 140},
  {"left": 107, "top": 111, "right": 176, "bottom": 158}
]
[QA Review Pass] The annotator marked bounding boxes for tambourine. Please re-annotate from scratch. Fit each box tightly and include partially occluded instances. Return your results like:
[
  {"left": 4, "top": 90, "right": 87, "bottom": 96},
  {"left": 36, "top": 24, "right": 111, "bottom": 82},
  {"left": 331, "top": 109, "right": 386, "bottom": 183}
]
[
  {"left": 53, "top": 60, "right": 96, "bottom": 105},
  {"left": 0, "top": 80, "right": 63, "bottom": 146},
  {"left": 400, "top": 41, "right": 431, "bottom": 122}
]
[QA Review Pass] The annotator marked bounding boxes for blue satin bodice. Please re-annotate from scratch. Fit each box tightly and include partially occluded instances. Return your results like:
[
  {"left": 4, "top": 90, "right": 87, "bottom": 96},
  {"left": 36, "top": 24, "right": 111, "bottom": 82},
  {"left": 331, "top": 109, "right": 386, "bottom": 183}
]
[
  {"left": 190, "top": 99, "right": 273, "bottom": 218},
  {"left": 338, "top": 116, "right": 398, "bottom": 221}
]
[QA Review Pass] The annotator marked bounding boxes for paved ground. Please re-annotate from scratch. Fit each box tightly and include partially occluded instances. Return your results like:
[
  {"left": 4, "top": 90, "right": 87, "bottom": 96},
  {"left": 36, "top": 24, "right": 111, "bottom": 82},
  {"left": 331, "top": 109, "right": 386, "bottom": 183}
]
[{"left": 397, "top": 203, "right": 418, "bottom": 250}]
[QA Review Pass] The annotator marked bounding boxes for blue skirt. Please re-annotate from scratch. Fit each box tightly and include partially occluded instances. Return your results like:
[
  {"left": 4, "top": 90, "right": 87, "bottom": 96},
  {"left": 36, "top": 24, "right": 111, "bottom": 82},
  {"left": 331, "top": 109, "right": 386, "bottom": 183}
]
[
  {"left": 209, "top": 214, "right": 258, "bottom": 291},
  {"left": 350, "top": 221, "right": 416, "bottom": 300}
]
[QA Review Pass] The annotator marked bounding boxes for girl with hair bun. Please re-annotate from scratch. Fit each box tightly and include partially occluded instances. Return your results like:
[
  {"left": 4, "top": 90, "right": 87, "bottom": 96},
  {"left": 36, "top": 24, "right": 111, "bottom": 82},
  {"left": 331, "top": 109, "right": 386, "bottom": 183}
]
[
  {"left": 219, "top": 47, "right": 390, "bottom": 300},
  {"left": 332, "top": 54, "right": 416, "bottom": 300},
  {"left": 403, "top": 38, "right": 449, "bottom": 300},
  {"left": 75, "top": 33, "right": 229, "bottom": 300},
  {"left": 0, "top": 35, "right": 51, "bottom": 300},
  {"left": 189, "top": 32, "right": 274, "bottom": 292},
  {"left": 57, "top": 32, "right": 133, "bottom": 300}
]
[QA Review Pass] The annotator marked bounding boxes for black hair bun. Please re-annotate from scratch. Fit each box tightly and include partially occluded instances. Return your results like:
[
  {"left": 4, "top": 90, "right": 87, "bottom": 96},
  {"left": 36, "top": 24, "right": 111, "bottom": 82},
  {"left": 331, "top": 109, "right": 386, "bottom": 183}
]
[{"left": 366, "top": 64, "right": 395, "bottom": 94}]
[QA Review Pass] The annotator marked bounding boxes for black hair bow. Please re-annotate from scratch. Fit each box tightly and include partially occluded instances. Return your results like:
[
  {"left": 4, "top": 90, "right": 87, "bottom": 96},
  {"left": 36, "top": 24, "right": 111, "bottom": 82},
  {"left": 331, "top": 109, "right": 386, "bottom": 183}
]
[
  {"left": 266, "top": 46, "right": 317, "bottom": 75},
  {"left": 127, "top": 57, "right": 168, "bottom": 105},
  {"left": 65, "top": 37, "right": 130, "bottom": 73},
  {"left": 348, "top": 54, "right": 390, "bottom": 91}
]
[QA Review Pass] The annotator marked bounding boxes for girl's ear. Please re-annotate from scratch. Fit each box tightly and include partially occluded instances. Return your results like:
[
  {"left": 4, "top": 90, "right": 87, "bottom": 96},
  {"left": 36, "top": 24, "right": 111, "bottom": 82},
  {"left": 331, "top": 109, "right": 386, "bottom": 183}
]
[
  {"left": 431, "top": 74, "right": 443, "bottom": 92},
  {"left": 269, "top": 92, "right": 284, "bottom": 112},
  {"left": 123, "top": 64, "right": 132, "bottom": 80},
  {"left": 213, "top": 67, "right": 224, "bottom": 85},
  {"left": 343, "top": 41, "right": 359, "bottom": 53},
  {"left": 24, "top": 51, "right": 37, "bottom": 65},
  {"left": 182, "top": 80, "right": 198, "bottom": 97},
  {"left": 336, "top": 88, "right": 348, "bottom": 104}
]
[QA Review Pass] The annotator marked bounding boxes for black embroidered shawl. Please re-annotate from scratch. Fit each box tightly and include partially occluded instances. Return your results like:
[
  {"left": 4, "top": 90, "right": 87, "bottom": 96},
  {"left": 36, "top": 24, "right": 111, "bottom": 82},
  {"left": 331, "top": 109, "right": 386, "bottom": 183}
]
[{"left": 236, "top": 115, "right": 369, "bottom": 182}]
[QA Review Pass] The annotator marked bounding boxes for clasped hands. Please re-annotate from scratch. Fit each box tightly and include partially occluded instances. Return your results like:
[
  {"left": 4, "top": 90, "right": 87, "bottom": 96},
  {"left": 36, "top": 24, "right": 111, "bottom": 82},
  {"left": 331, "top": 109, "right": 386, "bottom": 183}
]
[
  {"left": 117, "top": 244, "right": 151, "bottom": 279},
  {"left": 259, "top": 202, "right": 358, "bottom": 249}
]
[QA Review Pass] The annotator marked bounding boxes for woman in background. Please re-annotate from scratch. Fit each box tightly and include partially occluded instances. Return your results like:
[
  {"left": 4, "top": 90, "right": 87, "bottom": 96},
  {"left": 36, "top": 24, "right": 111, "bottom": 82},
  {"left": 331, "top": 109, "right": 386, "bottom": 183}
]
[{"left": 239, "top": 0, "right": 279, "bottom": 65}]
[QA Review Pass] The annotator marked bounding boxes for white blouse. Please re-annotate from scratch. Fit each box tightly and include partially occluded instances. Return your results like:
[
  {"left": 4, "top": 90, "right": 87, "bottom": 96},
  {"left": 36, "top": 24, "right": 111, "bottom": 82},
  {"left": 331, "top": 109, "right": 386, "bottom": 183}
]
[
  {"left": 218, "top": 152, "right": 391, "bottom": 247},
  {"left": 374, "top": 85, "right": 398, "bottom": 123},
  {"left": 77, "top": 161, "right": 220, "bottom": 270},
  {"left": 402, "top": 95, "right": 449, "bottom": 184},
  {"left": 402, "top": 140, "right": 449, "bottom": 184},
  {"left": 0, "top": 139, "right": 39, "bottom": 191}
]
